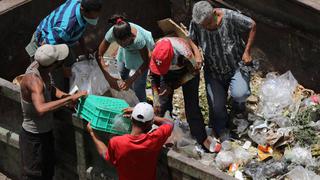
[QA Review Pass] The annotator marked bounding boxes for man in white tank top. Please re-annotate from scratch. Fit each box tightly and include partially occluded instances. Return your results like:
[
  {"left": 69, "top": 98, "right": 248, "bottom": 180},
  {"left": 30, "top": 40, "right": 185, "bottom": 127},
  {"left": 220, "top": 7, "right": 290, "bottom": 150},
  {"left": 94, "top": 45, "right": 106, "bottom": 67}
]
[{"left": 19, "top": 44, "right": 87, "bottom": 180}]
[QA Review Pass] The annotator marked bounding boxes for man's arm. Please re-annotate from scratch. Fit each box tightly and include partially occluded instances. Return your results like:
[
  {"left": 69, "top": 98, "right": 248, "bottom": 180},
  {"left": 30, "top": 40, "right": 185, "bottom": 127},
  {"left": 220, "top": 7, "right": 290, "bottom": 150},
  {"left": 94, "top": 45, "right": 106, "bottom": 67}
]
[
  {"left": 187, "top": 39, "right": 203, "bottom": 70},
  {"left": 153, "top": 116, "right": 174, "bottom": 127},
  {"left": 231, "top": 11, "right": 256, "bottom": 64},
  {"left": 242, "top": 20, "right": 256, "bottom": 64},
  {"left": 29, "top": 76, "right": 86, "bottom": 116},
  {"left": 87, "top": 123, "right": 108, "bottom": 158},
  {"left": 149, "top": 73, "right": 161, "bottom": 115}
]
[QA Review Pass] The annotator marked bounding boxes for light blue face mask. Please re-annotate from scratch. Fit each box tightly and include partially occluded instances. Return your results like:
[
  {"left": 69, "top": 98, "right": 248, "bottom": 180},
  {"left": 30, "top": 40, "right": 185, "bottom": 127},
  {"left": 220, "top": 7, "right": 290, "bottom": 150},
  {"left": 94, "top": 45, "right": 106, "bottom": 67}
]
[{"left": 83, "top": 16, "right": 99, "bottom": 25}]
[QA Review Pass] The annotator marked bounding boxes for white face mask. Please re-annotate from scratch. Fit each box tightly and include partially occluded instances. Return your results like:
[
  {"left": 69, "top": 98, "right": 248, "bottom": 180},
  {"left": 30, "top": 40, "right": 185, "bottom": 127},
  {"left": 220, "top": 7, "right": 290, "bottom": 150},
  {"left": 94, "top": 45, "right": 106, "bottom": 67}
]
[{"left": 83, "top": 16, "right": 99, "bottom": 25}]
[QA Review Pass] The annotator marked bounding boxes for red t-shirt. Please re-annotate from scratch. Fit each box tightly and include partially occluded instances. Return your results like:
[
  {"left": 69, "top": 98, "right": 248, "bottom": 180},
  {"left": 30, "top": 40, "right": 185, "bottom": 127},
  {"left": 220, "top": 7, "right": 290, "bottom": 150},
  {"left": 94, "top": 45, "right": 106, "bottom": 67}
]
[{"left": 105, "top": 124, "right": 173, "bottom": 180}]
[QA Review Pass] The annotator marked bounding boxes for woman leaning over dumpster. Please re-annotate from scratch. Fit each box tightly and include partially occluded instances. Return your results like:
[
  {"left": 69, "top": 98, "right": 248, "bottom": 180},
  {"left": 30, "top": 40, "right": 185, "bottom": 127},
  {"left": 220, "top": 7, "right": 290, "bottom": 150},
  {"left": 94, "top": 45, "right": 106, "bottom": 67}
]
[{"left": 97, "top": 14, "right": 154, "bottom": 102}]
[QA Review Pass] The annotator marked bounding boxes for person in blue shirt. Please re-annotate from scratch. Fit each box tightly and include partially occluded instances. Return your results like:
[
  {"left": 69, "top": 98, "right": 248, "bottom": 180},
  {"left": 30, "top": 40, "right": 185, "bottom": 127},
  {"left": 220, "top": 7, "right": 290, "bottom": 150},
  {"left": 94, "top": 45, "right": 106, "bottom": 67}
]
[
  {"left": 26, "top": 0, "right": 102, "bottom": 57},
  {"left": 25, "top": 0, "right": 102, "bottom": 90},
  {"left": 97, "top": 15, "right": 155, "bottom": 102}
]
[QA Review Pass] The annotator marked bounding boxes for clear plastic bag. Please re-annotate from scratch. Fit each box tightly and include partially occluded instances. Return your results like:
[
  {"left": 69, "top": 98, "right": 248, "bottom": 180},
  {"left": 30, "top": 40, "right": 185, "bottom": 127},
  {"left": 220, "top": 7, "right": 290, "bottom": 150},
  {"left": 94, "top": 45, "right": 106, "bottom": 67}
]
[
  {"left": 111, "top": 114, "right": 131, "bottom": 133},
  {"left": 258, "top": 71, "right": 298, "bottom": 119},
  {"left": 70, "top": 59, "right": 109, "bottom": 95},
  {"left": 70, "top": 56, "right": 139, "bottom": 106},
  {"left": 215, "top": 151, "right": 235, "bottom": 170},
  {"left": 286, "top": 166, "right": 320, "bottom": 180},
  {"left": 270, "top": 116, "right": 292, "bottom": 128},
  {"left": 284, "top": 146, "right": 314, "bottom": 166}
]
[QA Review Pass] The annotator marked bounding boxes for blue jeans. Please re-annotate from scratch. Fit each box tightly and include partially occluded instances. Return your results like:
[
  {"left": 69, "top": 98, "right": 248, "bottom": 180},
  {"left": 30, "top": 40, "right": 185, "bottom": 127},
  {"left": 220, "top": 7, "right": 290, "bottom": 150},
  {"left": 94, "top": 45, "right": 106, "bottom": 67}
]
[
  {"left": 204, "top": 68, "right": 250, "bottom": 136},
  {"left": 118, "top": 62, "right": 148, "bottom": 102}
]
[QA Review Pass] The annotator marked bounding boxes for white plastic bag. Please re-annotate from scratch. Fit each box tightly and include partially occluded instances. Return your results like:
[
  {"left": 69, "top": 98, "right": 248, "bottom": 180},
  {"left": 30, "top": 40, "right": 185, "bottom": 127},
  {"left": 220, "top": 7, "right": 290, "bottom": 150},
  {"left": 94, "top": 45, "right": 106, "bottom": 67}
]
[
  {"left": 70, "top": 59, "right": 109, "bottom": 95},
  {"left": 258, "top": 71, "right": 298, "bottom": 118}
]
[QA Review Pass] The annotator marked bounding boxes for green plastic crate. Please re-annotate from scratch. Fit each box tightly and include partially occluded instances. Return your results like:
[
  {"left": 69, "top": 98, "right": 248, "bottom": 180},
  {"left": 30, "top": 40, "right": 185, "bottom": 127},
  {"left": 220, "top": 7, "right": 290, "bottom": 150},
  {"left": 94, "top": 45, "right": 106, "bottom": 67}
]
[{"left": 76, "top": 95, "right": 132, "bottom": 135}]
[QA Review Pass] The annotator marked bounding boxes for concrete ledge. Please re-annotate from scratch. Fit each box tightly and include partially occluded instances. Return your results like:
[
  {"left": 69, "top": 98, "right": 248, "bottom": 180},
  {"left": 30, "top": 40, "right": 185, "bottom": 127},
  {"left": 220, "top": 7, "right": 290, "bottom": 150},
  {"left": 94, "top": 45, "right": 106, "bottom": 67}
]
[
  {"left": 0, "top": 78, "right": 20, "bottom": 103},
  {"left": 0, "top": 127, "right": 19, "bottom": 149},
  {"left": 167, "top": 150, "right": 235, "bottom": 180}
]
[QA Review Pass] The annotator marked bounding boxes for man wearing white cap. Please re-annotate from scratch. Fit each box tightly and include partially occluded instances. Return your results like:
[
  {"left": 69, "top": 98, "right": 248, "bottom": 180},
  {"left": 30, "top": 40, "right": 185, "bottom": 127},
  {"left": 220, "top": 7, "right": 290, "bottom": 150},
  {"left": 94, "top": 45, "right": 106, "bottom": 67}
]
[
  {"left": 87, "top": 102, "right": 173, "bottom": 180},
  {"left": 19, "top": 44, "right": 87, "bottom": 180}
]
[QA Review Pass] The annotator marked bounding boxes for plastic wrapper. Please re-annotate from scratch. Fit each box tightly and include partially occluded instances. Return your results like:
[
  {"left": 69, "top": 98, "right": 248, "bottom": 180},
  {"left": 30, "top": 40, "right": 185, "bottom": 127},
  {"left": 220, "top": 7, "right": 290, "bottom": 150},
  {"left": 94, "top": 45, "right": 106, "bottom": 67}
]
[
  {"left": 284, "top": 146, "right": 314, "bottom": 166},
  {"left": 221, "top": 141, "right": 232, "bottom": 151},
  {"left": 233, "top": 147, "right": 254, "bottom": 165},
  {"left": 258, "top": 71, "right": 298, "bottom": 118},
  {"left": 286, "top": 166, "right": 320, "bottom": 180},
  {"left": 215, "top": 151, "right": 235, "bottom": 170},
  {"left": 270, "top": 116, "right": 292, "bottom": 128},
  {"left": 178, "top": 144, "right": 202, "bottom": 160},
  {"left": 111, "top": 114, "right": 131, "bottom": 133},
  {"left": 166, "top": 119, "right": 192, "bottom": 147},
  {"left": 199, "top": 153, "right": 215, "bottom": 166},
  {"left": 248, "top": 120, "right": 268, "bottom": 145},
  {"left": 248, "top": 130, "right": 267, "bottom": 145},
  {"left": 244, "top": 160, "right": 287, "bottom": 180},
  {"left": 233, "top": 118, "right": 249, "bottom": 134}
]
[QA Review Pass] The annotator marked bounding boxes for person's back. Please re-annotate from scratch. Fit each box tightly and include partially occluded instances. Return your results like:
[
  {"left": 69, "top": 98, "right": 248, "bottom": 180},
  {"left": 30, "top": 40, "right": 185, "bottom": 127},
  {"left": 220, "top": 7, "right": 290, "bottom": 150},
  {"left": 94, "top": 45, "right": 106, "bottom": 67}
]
[
  {"left": 88, "top": 102, "right": 173, "bottom": 180},
  {"left": 106, "top": 124, "right": 172, "bottom": 180}
]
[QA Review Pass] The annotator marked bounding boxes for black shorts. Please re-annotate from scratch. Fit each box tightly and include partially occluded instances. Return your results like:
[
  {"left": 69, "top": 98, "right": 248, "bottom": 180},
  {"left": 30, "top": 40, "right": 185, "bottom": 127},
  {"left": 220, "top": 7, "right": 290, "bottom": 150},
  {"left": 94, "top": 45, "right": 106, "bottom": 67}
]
[{"left": 19, "top": 128, "right": 55, "bottom": 180}]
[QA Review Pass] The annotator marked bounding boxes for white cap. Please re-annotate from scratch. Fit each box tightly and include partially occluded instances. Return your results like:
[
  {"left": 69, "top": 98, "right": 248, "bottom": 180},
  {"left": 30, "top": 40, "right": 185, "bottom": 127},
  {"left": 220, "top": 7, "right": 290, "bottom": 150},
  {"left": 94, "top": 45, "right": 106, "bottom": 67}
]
[
  {"left": 34, "top": 44, "right": 69, "bottom": 66},
  {"left": 132, "top": 102, "right": 154, "bottom": 122}
]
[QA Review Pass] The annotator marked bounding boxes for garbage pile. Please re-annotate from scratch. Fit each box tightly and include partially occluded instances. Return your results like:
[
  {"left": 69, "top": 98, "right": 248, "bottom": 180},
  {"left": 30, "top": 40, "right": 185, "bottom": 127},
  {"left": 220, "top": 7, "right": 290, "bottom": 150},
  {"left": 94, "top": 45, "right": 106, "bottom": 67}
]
[{"left": 169, "top": 71, "right": 320, "bottom": 180}]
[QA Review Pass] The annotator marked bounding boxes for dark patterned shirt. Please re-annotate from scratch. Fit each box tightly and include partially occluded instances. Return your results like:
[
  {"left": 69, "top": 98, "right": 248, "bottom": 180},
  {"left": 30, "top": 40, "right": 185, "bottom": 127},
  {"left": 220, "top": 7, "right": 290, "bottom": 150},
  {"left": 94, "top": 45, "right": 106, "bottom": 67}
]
[{"left": 189, "top": 8, "right": 254, "bottom": 79}]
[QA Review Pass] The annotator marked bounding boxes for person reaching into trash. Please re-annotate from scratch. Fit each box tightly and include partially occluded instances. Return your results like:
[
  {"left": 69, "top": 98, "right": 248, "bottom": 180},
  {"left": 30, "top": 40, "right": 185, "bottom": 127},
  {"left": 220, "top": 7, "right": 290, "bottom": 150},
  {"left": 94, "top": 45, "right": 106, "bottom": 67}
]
[
  {"left": 19, "top": 44, "right": 87, "bottom": 180},
  {"left": 190, "top": 1, "right": 256, "bottom": 142},
  {"left": 149, "top": 37, "right": 221, "bottom": 152},
  {"left": 25, "top": 0, "right": 103, "bottom": 90},
  {"left": 87, "top": 102, "right": 173, "bottom": 180},
  {"left": 97, "top": 14, "right": 155, "bottom": 102}
]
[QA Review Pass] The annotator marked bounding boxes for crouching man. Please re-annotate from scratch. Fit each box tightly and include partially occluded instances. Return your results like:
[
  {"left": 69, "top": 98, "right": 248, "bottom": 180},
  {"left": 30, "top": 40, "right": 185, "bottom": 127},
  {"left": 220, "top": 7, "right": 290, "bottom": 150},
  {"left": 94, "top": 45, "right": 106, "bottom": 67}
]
[{"left": 149, "top": 37, "right": 220, "bottom": 152}]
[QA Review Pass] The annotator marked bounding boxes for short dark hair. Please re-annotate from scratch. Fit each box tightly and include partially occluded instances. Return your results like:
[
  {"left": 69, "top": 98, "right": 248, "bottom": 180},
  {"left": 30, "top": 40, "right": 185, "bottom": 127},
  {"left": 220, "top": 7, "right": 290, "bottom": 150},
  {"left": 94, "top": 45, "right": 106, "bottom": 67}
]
[
  {"left": 81, "top": 0, "right": 103, "bottom": 12},
  {"left": 108, "top": 14, "right": 131, "bottom": 40},
  {"left": 131, "top": 118, "right": 152, "bottom": 129}
]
